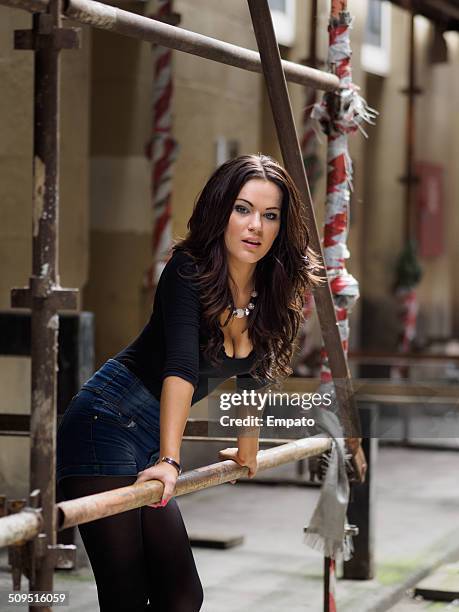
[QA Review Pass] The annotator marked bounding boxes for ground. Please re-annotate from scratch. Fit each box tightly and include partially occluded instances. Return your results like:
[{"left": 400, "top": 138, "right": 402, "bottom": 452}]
[{"left": 1, "top": 446, "right": 459, "bottom": 611}]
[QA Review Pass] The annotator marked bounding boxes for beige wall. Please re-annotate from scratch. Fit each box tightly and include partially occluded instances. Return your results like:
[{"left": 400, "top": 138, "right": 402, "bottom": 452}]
[
  {"left": 84, "top": 8, "right": 155, "bottom": 365},
  {"left": 415, "top": 20, "right": 458, "bottom": 339},
  {"left": 85, "top": 0, "right": 266, "bottom": 365},
  {"left": 360, "top": 5, "right": 459, "bottom": 347},
  {"left": 172, "top": 0, "right": 262, "bottom": 237}
]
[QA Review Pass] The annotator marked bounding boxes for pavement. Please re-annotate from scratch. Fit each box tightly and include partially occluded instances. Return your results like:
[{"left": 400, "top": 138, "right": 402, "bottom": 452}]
[{"left": 1, "top": 445, "right": 459, "bottom": 612}]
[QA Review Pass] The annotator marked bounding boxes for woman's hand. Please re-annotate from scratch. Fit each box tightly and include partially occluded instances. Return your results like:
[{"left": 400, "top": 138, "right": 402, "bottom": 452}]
[
  {"left": 218, "top": 447, "right": 258, "bottom": 481},
  {"left": 135, "top": 461, "right": 178, "bottom": 508}
]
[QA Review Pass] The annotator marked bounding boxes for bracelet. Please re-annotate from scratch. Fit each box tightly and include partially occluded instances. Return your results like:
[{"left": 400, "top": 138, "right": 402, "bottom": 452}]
[{"left": 155, "top": 456, "right": 182, "bottom": 476}]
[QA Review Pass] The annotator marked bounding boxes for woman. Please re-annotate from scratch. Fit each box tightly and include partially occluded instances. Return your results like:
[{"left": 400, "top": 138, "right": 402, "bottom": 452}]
[{"left": 56, "top": 154, "right": 319, "bottom": 611}]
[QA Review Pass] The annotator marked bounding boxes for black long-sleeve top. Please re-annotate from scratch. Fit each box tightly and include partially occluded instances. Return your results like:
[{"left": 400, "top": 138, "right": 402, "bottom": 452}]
[{"left": 115, "top": 249, "right": 263, "bottom": 405}]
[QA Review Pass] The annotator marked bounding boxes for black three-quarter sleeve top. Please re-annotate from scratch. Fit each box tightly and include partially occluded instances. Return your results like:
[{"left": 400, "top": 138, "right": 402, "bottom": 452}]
[{"left": 115, "top": 249, "right": 265, "bottom": 405}]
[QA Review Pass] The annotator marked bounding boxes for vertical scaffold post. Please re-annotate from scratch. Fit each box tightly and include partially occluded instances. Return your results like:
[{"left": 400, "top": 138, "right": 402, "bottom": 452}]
[
  {"left": 11, "top": 3, "right": 80, "bottom": 608},
  {"left": 393, "top": 4, "right": 423, "bottom": 371}
]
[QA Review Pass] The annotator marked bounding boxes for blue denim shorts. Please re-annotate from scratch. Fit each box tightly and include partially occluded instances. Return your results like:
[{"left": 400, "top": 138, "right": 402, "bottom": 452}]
[{"left": 56, "top": 359, "right": 161, "bottom": 483}]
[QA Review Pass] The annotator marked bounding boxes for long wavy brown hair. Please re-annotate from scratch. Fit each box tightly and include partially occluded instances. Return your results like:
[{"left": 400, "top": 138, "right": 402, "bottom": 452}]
[{"left": 173, "top": 154, "right": 322, "bottom": 385}]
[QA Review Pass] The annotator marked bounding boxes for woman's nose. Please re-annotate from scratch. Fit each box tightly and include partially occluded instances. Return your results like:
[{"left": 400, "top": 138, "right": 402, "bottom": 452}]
[{"left": 248, "top": 212, "right": 262, "bottom": 231}]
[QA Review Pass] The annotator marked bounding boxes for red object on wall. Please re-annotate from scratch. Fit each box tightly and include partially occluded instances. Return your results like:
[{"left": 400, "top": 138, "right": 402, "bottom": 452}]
[{"left": 416, "top": 161, "right": 444, "bottom": 258}]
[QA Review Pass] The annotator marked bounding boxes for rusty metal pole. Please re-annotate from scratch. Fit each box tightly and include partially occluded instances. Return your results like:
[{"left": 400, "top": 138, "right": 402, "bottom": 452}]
[
  {"left": 0, "top": 0, "right": 340, "bottom": 91},
  {"left": 57, "top": 436, "right": 332, "bottom": 530},
  {"left": 246, "top": 0, "right": 361, "bottom": 446},
  {"left": 297, "top": 0, "right": 320, "bottom": 479},
  {"left": 11, "top": 3, "right": 80, "bottom": 607},
  {"left": 28, "top": 6, "right": 62, "bottom": 606},
  {"left": 310, "top": 0, "right": 318, "bottom": 67},
  {"left": 0, "top": 436, "right": 332, "bottom": 543},
  {"left": 393, "top": 5, "right": 422, "bottom": 372},
  {"left": 404, "top": 8, "right": 418, "bottom": 242}
]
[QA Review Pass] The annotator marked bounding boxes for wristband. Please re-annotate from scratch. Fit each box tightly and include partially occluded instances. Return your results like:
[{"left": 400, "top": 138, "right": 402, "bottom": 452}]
[{"left": 155, "top": 456, "right": 182, "bottom": 476}]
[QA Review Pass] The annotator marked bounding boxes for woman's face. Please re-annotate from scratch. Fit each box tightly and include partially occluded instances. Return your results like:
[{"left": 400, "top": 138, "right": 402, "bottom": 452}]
[{"left": 224, "top": 178, "right": 283, "bottom": 266}]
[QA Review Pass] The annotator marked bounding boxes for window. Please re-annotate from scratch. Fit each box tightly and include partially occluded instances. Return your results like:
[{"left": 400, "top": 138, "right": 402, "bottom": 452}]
[
  {"left": 361, "top": 0, "right": 391, "bottom": 76},
  {"left": 268, "top": 0, "right": 296, "bottom": 47}
]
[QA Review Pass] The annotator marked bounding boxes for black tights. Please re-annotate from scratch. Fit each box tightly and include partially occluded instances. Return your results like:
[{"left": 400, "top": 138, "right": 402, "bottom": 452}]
[{"left": 61, "top": 476, "right": 203, "bottom": 612}]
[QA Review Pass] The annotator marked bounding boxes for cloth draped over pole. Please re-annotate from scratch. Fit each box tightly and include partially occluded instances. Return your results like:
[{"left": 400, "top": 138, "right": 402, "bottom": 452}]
[{"left": 144, "top": 0, "right": 179, "bottom": 291}]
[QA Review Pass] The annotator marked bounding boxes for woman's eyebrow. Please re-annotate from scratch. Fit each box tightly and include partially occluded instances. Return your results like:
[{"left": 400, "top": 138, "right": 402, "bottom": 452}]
[{"left": 235, "top": 198, "right": 281, "bottom": 211}]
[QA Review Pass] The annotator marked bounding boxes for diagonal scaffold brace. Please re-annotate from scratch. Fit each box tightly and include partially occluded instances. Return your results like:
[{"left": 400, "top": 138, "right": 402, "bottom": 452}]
[{"left": 246, "top": 0, "right": 364, "bottom": 480}]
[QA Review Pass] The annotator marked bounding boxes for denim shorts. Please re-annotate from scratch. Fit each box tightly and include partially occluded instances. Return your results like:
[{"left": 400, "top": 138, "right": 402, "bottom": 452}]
[{"left": 56, "top": 359, "right": 161, "bottom": 483}]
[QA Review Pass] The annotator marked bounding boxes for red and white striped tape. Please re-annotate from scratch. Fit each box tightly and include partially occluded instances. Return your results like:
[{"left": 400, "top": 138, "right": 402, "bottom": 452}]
[
  {"left": 313, "top": 13, "right": 376, "bottom": 384},
  {"left": 144, "top": 0, "right": 179, "bottom": 290},
  {"left": 392, "top": 287, "right": 419, "bottom": 378},
  {"left": 327, "top": 557, "right": 337, "bottom": 612}
]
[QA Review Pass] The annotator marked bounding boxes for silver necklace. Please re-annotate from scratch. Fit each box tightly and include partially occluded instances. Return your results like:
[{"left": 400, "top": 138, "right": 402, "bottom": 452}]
[{"left": 227, "top": 290, "right": 258, "bottom": 319}]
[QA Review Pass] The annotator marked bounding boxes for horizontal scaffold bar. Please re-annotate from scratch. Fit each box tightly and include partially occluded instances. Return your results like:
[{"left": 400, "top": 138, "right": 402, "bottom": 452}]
[
  {"left": 0, "top": 436, "right": 331, "bottom": 548},
  {"left": 0, "top": 437, "right": 331, "bottom": 547},
  {"left": 0, "top": 509, "right": 43, "bottom": 549},
  {"left": 56, "top": 436, "right": 331, "bottom": 531},
  {"left": 0, "top": 0, "right": 340, "bottom": 92}
]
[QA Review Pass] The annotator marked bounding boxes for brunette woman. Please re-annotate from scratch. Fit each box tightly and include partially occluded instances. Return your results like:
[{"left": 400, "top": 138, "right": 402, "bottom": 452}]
[{"left": 56, "top": 153, "right": 318, "bottom": 611}]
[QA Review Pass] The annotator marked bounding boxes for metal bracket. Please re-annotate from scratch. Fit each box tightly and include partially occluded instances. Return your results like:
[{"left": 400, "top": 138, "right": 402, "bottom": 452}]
[
  {"left": 11, "top": 281, "right": 78, "bottom": 310},
  {"left": 4, "top": 489, "right": 75, "bottom": 589},
  {"left": 14, "top": 28, "right": 81, "bottom": 50},
  {"left": 14, "top": 12, "right": 81, "bottom": 51},
  {"left": 345, "top": 524, "right": 359, "bottom": 537},
  {"left": 6, "top": 491, "right": 43, "bottom": 588},
  {"left": 6, "top": 499, "right": 27, "bottom": 591},
  {"left": 48, "top": 544, "right": 77, "bottom": 569}
]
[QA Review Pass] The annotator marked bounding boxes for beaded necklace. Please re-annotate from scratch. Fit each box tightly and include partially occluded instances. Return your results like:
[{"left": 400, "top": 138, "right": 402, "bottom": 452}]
[{"left": 227, "top": 290, "right": 258, "bottom": 319}]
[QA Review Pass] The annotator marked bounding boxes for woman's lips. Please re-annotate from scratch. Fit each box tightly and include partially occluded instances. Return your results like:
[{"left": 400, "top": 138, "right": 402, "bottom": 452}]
[{"left": 241, "top": 239, "right": 261, "bottom": 249}]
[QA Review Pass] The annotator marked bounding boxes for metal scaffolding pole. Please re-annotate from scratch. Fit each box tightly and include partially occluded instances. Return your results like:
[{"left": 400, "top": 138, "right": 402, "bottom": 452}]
[
  {"left": 0, "top": 436, "right": 332, "bottom": 543},
  {"left": 10, "top": 1, "right": 80, "bottom": 607},
  {"left": 403, "top": 8, "right": 419, "bottom": 243},
  {"left": 0, "top": 511, "right": 43, "bottom": 550},
  {"left": 246, "top": 0, "right": 361, "bottom": 448},
  {"left": 0, "top": 0, "right": 340, "bottom": 92},
  {"left": 58, "top": 436, "right": 331, "bottom": 528}
]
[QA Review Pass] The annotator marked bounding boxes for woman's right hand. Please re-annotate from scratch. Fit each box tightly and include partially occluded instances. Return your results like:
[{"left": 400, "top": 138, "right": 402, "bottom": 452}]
[
  {"left": 135, "top": 462, "right": 178, "bottom": 508},
  {"left": 218, "top": 447, "right": 258, "bottom": 479}
]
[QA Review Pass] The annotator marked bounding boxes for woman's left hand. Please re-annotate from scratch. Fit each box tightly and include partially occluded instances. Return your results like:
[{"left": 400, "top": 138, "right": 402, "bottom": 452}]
[{"left": 218, "top": 447, "right": 258, "bottom": 480}]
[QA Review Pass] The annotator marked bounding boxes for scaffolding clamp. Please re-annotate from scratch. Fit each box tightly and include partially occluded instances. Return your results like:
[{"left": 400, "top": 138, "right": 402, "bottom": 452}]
[
  {"left": 14, "top": 13, "right": 81, "bottom": 52},
  {"left": 11, "top": 280, "right": 78, "bottom": 310},
  {"left": 3, "top": 490, "right": 76, "bottom": 590}
]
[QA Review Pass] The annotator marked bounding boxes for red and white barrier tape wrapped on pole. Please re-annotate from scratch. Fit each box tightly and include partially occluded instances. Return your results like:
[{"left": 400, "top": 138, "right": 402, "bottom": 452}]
[
  {"left": 392, "top": 242, "right": 422, "bottom": 378},
  {"left": 307, "top": 3, "right": 376, "bottom": 609},
  {"left": 144, "top": 0, "right": 179, "bottom": 291},
  {"left": 312, "top": 5, "right": 376, "bottom": 385}
]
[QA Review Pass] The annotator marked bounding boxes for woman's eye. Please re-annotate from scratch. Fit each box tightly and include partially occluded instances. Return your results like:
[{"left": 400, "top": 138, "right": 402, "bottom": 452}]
[
  {"left": 234, "top": 205, "right": 278, "bottom": 220},
  {"left": 234, "top": 205, "right": 249, "bottom": 214}
]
